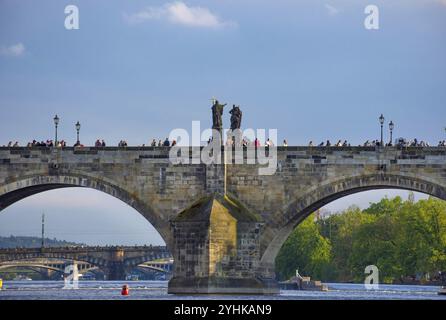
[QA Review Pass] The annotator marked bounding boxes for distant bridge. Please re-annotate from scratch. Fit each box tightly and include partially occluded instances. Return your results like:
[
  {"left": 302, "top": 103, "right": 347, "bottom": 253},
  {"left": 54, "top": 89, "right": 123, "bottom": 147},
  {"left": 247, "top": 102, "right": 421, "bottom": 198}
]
[
  {"left": 0, "top": 246, "right": 172, "bottom": 280},
  {"left": 0, "top": 258, "right": 98, "bottom": 279},
  {"left": 0, "top": 257, "right": 173, "bottom": 279}
]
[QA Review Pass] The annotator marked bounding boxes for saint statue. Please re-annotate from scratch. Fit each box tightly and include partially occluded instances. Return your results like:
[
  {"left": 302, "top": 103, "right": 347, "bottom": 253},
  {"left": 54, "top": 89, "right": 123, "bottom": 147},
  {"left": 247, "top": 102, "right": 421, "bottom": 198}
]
[
  {"left": 229, "top": 105, "right": 242, "bottom": 130},
  {"left": 211, "top": 99, "right": 227, "bottom": 132}
]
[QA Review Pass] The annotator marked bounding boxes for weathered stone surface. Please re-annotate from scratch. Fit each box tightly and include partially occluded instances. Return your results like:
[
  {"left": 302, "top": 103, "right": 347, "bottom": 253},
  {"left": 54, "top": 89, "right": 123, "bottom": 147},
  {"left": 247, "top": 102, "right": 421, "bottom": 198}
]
[
  {"left": 1, "top": 146, "right": 446, "bottom": 293},
  {"left": 168, "top": 194, "right": 270, "bottom": 293}
]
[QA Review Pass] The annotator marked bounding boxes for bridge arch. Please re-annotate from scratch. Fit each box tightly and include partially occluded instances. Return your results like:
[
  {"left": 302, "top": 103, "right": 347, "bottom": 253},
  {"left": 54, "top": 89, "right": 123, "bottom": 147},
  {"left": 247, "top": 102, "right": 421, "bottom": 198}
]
[
  {"left": 0, "top": 264, "right": 65, "bottom": 273},
  {"left": 0, "top": 259, "right": 102, "bottom": 279},
  {"left": 136, "top": 265, "right": 170, "bottom": 274},
  {"left": 261, "top": 173, "right": 446, "bottom": 268},
  {"left": 0, "top": 251, "right": 109, "bottom": 268},
  {"left": 0, "top": 173, "right": 173, "bottom": 249},
  {"left": 0, "top": 263, "right": 98, "bottom": 274}
]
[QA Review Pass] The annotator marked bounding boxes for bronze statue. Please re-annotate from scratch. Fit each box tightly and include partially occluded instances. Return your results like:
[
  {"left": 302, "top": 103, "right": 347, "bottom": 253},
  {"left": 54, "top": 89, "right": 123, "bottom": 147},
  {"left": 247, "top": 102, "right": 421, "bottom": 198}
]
[
  {"left": 229, "top": 104, "right": 242, "bottom": 130},
  {"left": 211, "top": 99, "right": 226, "bottom": 132}
]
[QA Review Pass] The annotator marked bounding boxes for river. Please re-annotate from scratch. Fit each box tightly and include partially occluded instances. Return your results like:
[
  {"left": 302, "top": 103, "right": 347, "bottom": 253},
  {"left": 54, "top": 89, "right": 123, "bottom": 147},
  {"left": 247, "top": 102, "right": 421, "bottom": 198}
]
[{"left": 0, "top": 281, "right": 445, "bottom": 300}]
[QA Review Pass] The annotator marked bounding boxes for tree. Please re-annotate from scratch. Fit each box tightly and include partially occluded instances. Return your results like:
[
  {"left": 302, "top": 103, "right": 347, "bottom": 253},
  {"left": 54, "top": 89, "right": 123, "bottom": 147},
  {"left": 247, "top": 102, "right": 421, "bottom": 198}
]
[
  {"left": 275, "top": 214, "right": 333, "bottom": 281},
  {"left": 276, "top": 195, "right": 446, "bottom": 284}
]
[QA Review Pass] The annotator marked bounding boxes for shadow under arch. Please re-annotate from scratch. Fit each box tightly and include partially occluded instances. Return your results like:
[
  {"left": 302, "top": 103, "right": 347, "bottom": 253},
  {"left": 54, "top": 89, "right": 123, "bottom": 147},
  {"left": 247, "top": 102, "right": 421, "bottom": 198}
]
[
  {"left": 0, "top": 174, "right": 173, "bottom": 250},
  {"left": 260, "top": 173, "right": 446, "bottom": 268}
]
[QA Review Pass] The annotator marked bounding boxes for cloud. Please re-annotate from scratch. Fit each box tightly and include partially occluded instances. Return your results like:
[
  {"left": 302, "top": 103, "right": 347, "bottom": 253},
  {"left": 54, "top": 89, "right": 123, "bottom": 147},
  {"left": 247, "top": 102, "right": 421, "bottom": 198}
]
[
  {"left": 124, "top": 1, "right": 236, "bottom": 28},
  {"left": 0, "top": 43, "right": 25, "bottom": 57},
  {"left": 325, "top": 4, "right": 340, "bottom": 16}
]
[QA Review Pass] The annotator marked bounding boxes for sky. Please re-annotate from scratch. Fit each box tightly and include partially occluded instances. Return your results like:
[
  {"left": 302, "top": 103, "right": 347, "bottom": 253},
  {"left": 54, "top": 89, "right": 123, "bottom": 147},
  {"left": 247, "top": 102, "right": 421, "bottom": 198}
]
[{"left": 0, "top": 0, "right": 445, "bottom": 245}]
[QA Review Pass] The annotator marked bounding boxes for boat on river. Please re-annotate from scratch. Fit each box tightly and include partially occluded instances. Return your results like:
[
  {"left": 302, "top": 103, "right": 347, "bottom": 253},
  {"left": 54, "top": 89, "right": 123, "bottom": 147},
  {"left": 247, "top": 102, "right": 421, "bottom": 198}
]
[{"left": 279, "top": 270, "right": 328, "bottom": 291}]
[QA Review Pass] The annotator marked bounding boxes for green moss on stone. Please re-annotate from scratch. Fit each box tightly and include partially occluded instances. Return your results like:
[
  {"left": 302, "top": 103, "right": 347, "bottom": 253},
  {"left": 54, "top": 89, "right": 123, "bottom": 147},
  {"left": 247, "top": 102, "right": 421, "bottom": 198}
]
[{"left": 173, "top": 194, "right": 262, "bottom": 222}]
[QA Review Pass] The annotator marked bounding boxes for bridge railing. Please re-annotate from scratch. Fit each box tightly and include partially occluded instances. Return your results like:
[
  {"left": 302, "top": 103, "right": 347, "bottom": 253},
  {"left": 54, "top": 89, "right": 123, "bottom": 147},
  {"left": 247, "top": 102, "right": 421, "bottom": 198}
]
[
  {"left": 0, "top": 245, "right": 168, "bottom": 253},
  {"left": 1, "top": 145, "right": 446, "bottom": 152}
]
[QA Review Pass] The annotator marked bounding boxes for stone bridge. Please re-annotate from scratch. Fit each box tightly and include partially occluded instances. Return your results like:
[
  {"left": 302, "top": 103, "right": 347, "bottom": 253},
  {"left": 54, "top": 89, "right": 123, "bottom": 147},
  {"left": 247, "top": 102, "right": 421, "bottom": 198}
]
[
  {"left": 0, "top": 256, "right": 173, "bottom": 279},
  {"left": 1, "top": 146, "right": 446, "bottom": 293},
  {"left": 0, "top": 258, "right": 98, "bottom": 279},
  {"left": 0, "top": 246, "right": 170, "bottom": 280}
]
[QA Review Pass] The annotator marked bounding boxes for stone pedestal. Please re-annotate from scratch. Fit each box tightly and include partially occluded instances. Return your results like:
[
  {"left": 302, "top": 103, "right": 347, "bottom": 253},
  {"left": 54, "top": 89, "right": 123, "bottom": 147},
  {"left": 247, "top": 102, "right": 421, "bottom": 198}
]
[{"left": 168, "top": 194, "right": 278, "bottom": 294}]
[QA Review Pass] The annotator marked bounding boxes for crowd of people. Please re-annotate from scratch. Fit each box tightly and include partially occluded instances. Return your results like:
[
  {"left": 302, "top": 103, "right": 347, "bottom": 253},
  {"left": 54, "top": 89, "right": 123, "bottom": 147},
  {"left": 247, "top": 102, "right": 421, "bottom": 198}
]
[
  {"left": 361, "top": 138, "right": 433, "bottom": 147},
  {"left": 149, "top": 138, "right": 177, "bottom": 147},
  {"left": 222, "top": 136, "right": 276, "bottom": 148},
  {"left": 309, "top": 140, "right": 351, "bottom": 147},
  {"left": 94, "top": 139, "right": 106, "bottom": 147},
  {"left": 4, "top": 140, "right": 68, "bottom": 148},
  {"left": 304, "top": 138, "right": 446, "bottom": 148},
  {"left": 3, "top": 138, "right": 446, "bottom": 148},
  {"left": 118, "top": 140, "right": 128, "bottom": 147}
]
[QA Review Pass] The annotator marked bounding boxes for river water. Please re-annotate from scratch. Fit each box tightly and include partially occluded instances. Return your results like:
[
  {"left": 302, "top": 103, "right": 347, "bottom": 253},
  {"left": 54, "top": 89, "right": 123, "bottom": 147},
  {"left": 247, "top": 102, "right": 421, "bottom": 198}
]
[{"left": 1, "top": 281, "right": 445, "bottom": 300}]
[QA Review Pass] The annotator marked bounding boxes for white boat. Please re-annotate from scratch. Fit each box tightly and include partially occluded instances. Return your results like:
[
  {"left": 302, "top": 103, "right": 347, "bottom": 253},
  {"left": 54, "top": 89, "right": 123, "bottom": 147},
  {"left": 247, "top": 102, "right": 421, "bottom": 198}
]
[{"left": 438, "top": 287, "right": 446, "bottom": 295}]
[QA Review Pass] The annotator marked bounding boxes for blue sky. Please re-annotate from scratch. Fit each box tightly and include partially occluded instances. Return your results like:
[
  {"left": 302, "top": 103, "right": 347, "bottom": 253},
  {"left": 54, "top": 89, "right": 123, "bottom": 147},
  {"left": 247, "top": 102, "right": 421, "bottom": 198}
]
[{"left": 0, "top": 1, "right": 445, "bottom": 245}]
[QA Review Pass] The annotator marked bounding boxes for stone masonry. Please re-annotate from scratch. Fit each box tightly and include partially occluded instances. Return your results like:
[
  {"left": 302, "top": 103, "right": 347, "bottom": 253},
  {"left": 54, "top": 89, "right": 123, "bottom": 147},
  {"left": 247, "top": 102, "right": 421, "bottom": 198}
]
[{"left": 1, "top": 146, "right": 446, "bottom": 293}]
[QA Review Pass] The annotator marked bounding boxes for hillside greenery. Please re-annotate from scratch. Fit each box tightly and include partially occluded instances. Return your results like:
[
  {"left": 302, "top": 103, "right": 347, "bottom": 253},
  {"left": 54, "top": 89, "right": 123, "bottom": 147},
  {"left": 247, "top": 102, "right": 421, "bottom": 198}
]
[
  {"left": 0, "top": 235, "right": 83, "bottom": 248},
  {"left": 276, "top": 195, "right": 446, "bottom": 283}
]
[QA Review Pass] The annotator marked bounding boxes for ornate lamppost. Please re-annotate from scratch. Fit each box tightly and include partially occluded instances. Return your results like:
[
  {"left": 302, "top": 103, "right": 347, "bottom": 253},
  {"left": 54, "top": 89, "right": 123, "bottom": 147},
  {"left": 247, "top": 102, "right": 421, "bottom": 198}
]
[
  {"left": 75, "top": 121, "right": 81, "bottom": 146},
  {"left": 53, "top": 114, "right": 60, "bottom": 146},
  {"left": 389, "top": 120, "right": 394, "bottom": 146},
  {"left": 379, "top": 114, "right": 385, "bottom": 146}
]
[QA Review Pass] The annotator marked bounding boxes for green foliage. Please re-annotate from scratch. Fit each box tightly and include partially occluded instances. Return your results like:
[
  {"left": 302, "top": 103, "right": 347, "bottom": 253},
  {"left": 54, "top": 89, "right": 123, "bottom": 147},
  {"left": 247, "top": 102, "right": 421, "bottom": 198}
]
[
  {"left": 0, "top": 236, "right": 84, "bottom": 248},
  {"left": 276, "top": 196, "right": 446, "bottom": 283},
  {"left": 275, "top": 214, "right": 333, "bottom": 281}
]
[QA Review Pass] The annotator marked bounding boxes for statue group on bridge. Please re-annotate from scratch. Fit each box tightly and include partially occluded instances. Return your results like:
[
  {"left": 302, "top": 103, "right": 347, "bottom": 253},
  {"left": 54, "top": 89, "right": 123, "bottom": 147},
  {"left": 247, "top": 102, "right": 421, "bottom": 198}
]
[{"left": 211, "top": 99, "right": 243, "bottom": 134}]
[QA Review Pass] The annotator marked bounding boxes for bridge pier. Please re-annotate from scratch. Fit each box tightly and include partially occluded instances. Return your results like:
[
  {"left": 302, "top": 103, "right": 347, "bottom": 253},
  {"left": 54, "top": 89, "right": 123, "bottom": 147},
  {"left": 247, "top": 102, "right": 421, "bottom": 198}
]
[
  {"left": 43, "top": 268, "right": 60, "bottom": 280},
  {"left": 103, "top": 248, "right": 132, "bottom": 280},
  {"left": 168, "top": 194, "right": 279, "bottom": 295},
  {"left": 103, "top": 263, "right": 128, "bottom": 280}
]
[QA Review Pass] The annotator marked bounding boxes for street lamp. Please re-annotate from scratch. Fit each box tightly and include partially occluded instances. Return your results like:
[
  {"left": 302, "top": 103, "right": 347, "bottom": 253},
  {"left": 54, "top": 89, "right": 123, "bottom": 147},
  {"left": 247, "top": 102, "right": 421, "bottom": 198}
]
[
  {"left": 53, "top": 114, "right": 60, "bottom": 146},
  {"left": 389, "top": 121, "right": 394, "bottom": 146},
  {"left": 379, "top": 114, "right": 385, "bottom": 146},
  {"left": 75, "top": 121, "right": 81, "bottom": 146}
]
